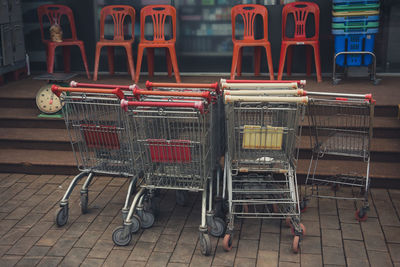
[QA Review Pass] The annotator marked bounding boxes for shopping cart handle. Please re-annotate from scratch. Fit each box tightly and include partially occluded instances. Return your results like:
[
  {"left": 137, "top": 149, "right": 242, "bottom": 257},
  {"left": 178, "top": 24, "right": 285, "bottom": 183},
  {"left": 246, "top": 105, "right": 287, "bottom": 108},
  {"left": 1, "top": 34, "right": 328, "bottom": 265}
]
[
  {"left": 221, "top": 79, "right": 306, "bottom": 86},
  {"left": 224, "top": 95, "right": 308, "bottom": 104},
  {"left": 145, "top": 81, "right": 220, "bottom": 93},
  {"left": 132, "top": 87, "right": 211, "bottom": 102},
  {"left": 69, "top": 80, "right": 135, "bottom": 90},
  {"left": 120, "top": 99, "right": 205, "bottom": 113},
  {"left": 51, "top": 85, "right": 125, "bottom": 99}
]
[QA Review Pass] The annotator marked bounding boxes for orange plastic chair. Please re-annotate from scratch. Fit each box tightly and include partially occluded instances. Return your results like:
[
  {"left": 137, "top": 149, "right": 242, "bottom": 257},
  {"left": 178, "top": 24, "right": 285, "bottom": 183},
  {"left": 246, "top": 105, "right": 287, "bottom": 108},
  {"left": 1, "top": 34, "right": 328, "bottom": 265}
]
[
  {"left": 135, "top": 5, "right": 181, "bottom": 83},
  {"left": 277, "top": 2, "right": 322, "bottom": 82},
  {"left": 37, "top": 5, "right": 91, "bottom": 79},
  {"left": 93, "top": 5, "right": 136, "bottom": 81},
  {"left": 230, "top": 5, "right": 274, "bottom": 80}
]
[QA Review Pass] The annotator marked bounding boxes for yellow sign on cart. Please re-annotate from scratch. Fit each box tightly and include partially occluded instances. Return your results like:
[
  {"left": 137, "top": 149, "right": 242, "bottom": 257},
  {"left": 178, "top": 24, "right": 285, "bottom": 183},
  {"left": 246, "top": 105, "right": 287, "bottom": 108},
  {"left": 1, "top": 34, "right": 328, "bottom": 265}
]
[{"left": 242, "top": 125, "right": 283, "bottom": 150}]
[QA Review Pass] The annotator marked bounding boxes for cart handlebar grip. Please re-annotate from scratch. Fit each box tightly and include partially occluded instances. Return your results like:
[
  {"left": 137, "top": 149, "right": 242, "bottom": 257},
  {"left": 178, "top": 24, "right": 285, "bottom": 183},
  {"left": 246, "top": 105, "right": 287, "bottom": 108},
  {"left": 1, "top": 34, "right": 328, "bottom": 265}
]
[
  {"left": 132, "top": 88, "right": 211, "bottom": 102},
  {"left": 51, "top": 85, "right": 125, "bottom": 99},
  {"left": 224, "top": 89, "right": 304, "bottom": 96},
  {"left": 145, "top": 81, "right": 220, "bottom": 93},
  {"left": 220, "top": 82, "right": 298, "bottom": 89},
  {"left": 69, "top": 80, "right": 135, "bottom": 90},
  {"left": 224, "top": 95, "right": 308, "bottom": 104},
  {"left": 222, "top": 79, "right": 306, "bottom": 86},
  {"left": 305, "top": 91, "right": 374, "bottom": 101},
  {"left": 121, "top": 99, "right": 205, "bottom": 113}
]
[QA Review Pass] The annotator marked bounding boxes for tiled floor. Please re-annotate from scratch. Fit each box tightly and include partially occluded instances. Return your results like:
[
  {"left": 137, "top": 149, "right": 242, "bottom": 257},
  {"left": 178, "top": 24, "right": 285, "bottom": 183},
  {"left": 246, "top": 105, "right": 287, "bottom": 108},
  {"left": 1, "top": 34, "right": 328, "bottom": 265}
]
[{"left": 0, "top": 173, "right": 399, "bottom": 267}]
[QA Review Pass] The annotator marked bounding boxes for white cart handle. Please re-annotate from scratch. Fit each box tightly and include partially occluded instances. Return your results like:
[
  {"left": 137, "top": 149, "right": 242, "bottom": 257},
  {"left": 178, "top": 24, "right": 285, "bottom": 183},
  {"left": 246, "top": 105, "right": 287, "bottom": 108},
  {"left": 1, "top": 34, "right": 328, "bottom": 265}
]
[
  {"left": 221, "top": 82, "right": 299, "bottom": 90},
  {"left": 224, "top": 89, "right": 304, "bottom": 96},
  {"left": 224, "top": 95, "right": 308, "bottom": 104}
]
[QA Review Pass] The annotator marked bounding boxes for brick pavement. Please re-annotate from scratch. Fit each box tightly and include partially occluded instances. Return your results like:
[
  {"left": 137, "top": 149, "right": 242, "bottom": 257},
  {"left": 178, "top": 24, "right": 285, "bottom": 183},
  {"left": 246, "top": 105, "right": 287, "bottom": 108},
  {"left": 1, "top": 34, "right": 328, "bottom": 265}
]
[{"left": 0, "top": 173, "right": 399, "bottom": 266}]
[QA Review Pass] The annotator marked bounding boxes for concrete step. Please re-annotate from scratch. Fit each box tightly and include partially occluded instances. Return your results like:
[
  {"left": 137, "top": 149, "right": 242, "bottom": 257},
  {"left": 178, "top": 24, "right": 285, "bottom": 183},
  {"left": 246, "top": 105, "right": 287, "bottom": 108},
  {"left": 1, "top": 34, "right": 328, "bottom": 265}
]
[{"left": 0, "top": 108, "right": 65, "bottom": 128}]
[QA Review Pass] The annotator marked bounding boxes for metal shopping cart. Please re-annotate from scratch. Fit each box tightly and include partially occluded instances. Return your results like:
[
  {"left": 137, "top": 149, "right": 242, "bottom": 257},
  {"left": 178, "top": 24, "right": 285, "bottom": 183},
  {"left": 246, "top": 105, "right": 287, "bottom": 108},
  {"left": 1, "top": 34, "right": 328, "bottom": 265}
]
[
  {"left": 112, "top": 93, "right": 216, "bottom": 255},
  {"left": 51, "top": 85, "right": 141, "bottom": 227},
  {"left": 223, "top": 90, "right": 308, "bottom": 253},
  {"left": 302, "top": 92, "right": 374, "bottom": 221}
]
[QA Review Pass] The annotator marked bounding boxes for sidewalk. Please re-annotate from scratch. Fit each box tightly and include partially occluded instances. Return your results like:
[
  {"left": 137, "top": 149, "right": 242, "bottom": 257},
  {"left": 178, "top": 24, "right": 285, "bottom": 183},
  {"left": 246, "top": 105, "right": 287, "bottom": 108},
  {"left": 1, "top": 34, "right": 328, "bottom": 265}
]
[{"left": 0, "top": 173, "right": 399, "bottom": 266}]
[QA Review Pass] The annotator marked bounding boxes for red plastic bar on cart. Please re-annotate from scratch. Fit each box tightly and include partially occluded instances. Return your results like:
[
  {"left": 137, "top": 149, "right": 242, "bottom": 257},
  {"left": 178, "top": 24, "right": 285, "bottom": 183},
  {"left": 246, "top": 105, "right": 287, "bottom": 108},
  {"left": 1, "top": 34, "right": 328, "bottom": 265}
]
[
  {"left": 51, "top": 85, "right": 125, "bottom": 99},
  {"left": 120, "top": 99, "right": 205, "bottom": 113},
  {"left": 70, "top": 81, "right": 136, "bottom": 90},
  {"left": 145, "top": 81, "right": 219, "bottom": 92},
  {"left": 132, "top": 88, "right": 211, "bottom": 102}
]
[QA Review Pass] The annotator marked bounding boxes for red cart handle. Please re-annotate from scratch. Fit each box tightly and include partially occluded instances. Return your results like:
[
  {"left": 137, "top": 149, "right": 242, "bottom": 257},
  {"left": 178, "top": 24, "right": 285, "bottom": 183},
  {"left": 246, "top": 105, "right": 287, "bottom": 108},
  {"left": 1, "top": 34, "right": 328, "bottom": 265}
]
[
  {"left": 70, "top": 81, "right": 136, "bottom": 90},
  {"left": 146, "top": 81, "right": 219, "bottom": 92},
  {"left": 51, "top": 85, "right": 125, "bottom": 99},
  {"left": 121, "top": 99, "right": 204, "bottom": 113},
  {"left": 132, "top": 88, "right": 211, "bottom": 102}
]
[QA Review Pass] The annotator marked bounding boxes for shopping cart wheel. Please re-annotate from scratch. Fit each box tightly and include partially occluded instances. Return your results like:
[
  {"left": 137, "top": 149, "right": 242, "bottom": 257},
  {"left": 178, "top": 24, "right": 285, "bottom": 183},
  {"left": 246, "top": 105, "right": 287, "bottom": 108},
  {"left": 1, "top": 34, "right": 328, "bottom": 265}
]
[
  {"left": 300, "top": 200, "right": 307, "bottom": 213},
  {"left": 130, "top": 215, "right": 141, "bottom": 233},
  {"left": 291, "top": 223, "right": 306, "bottom": 236},
  {"left": 80, "top": 193, "right": 88, "bottom": 214},
  {"left": 55, "top": 206, "right": 69, "bottom": 227},
  {"left": 112, "top": 225, "right": 132, "bottom": 246},
  {"left": 292, "top": 235, "right": 300, "bottom": 253},
  {"left": 176, "top": 190, "right": 188, "bottom": 206},
  {"left": 355, "top": 208, "right": 368, "bottom": 222},
  {"left": 209, "top": 217, "right": 226, "bottom": 237},
  {"left": 140, "top": 211, "right": 155, "bottom": 229},
  {"left": 222, "top": 234, "right": 233, "bottom": 252},
  {"left": 373, "top": 79, "right": 381, "bottom": 86},
  {"left": 199, "top": 233, "right": 211, "bottom": 256},
  {"left": 333, "top": 78, "right": 341, "bottom": 85}
]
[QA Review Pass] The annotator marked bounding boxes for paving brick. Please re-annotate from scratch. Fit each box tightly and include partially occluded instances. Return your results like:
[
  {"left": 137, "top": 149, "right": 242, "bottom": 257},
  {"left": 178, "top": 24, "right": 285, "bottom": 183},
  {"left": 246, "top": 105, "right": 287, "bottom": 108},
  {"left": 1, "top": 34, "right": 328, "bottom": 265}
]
[
  {"left": 19, "top": 194, "right": 47, "bottom": 208},
  {"left": 36, "top": 229, "right": 65, "bottom": 247},
  {"left": 124, "top": 260, "right": 146, "bottom": 267},
  {"left": 321, "top": 229, "right": 343, "bottom": 248},
  {"left": 259, "top": 233, "right": 279, "bottom": 251},
  {"left": 0, "top": 245, "right": 11, "bottom": 257},
  {"left": 89, "top": 215, "right": 114, "bottom": 232},
  {"left": 236, "top": 239, "right": 258, "bottom": 259},
  {"left": 388, "top": 243, "right": 400, "bottom": 262},
  {"left": 5, "top": 207, "right": 32, "bottom": 220},
  {"left": 0, "top": 227, "right": 29, "bottom": 245},
  {"left": 372, "top": 189, "right": 400, "bottom": 227},
  {"left": 81, "top": 257, "right": 105, "bottom": 267},
  {"left": 234, "top": 257, "right": 256, "bottom": 267},
  {"left": 146, "top": 252, "right": 172, "bottom": 267},
  {"left": 383, "top": 226, "right": 400, "bottom": 244},
  {"left": 0, "top": 255, "right": 22, "bottom": 266},
  {"left": 300, "top": 220, "right": 320, "bottom": 237},
  {"left": 256, "top": 250, "right": 278, "bottom": 267},
  {"left": 261, "top": 219, "right": 281, "bottom": 233},
  {"left": 336, "top": 199, "right": 356, "bottom": 210},
  {"left": 87, "top": 239, "right": 114, "bottom": 259},
  {"left": 0, "top": 199, "right": 22, "bottom": 213},
  {"left": 301, "top": 236, "right": 321, "bottom": 255},
  {"left": 361, "top": 218, "right": 387, "bottom": 252},
  {"left": 12, "top": 188, "right": 38, "bottom": 201},
  {"left": 319, "top": 199, "right": 338, "bottom": 216},
  {"left": 14, "top": 212, "right": 43, "bottom": 228},
  {"left": 346, "top": 257, "right": 369, "bottom": 267},
  {"left": 25, "top": 246, "right": 50, "bottom": 257},
  {"left": 300, "top": 254, "right": 322, "bottom": 267},
  {"left": 0, "top": 219, "right": 18, "bottom": 236},
  {"left": 74, "top": 230, "right": 103, "bottom": 248},
  {"left": 177, "top": 227, "right": 199, "bottom": 245},
  {"left": 47, "top": 236, "right": 77, "bottom": 256},
  {"left": 154, "top": 234, "right": 179, "bottom": 253},
  {"left": 24, "top": 221, "right": 53, "bottom": 237},
  {"left": 278, "top": 262, "right": 300, "bottom": 267},
  {"left": 15, "top": 256, "right": 42, "bottom": 266},
  {"left": 300, "top": 207, "right": 319, "bottom": 222},
  {"left": 169, "top": 242, "right": 196, "bottom": 264},
  {"left": 320, "top": 215, "right": 340, "bottom": 230},
  {"left": 7, "top": 236, "right": 40, "bottom": 255},
  {"left": 368, "top": 250, "right": 393, "bottom": 267},
  {"left": 63, "top": 222, "right": 90, "bottom": 238},
  {"left": 241, "top": 220, "right": 261, "bottom": 240},
  {"left": 103, "top": 249, "right": 130, "bottom": 267},
  {"left": 279, "top": 242, "right": 300, "bottom": 263},
  {"left": 338, "top": 208, "right": 358, "bottom": 224},
  {"left": 343, "top": 240, "right": 367, "bottom": 259},
  {"left": 128, "top": 241, "right": 156, "bottom": 262},
  {"left": 212, "top": 245, "right": 237, "bottom": 266},
  {"left": 100, "top": 202, "right": 124, "bottom": 217},
  {"left": 59, "top": 247, "right": 90, "bottom": 267},
  {"left": 322, "top": 246, "right": 346, "bottom": 266},
  {"left": 341, "top": 223, "right": 363, "bottom": 241}
]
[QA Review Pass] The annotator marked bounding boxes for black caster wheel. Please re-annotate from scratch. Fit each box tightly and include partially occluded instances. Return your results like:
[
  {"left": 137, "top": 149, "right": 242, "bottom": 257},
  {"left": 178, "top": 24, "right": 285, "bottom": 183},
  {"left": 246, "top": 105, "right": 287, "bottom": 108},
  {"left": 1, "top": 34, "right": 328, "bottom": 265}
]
[
  {"left": 199, "top": 233, "right": 211, "bottom": 256},
  {"left": 55, "top": 205, "right": 69, "bottom": 227},
  {"left": 112, "top": 225, "right": 132, "bottom": 246},
  {"left": 130, "top": 214, "right": 141, "bottom": 233},
  {"left": 140, "top": 211, "right": 155, "bottom": 229},
  {"left": 209, "top": 217, "right": 226, "bottom": 237},
  {"left": 80, "top": 193, "right": 88, "bottom": 214},
  {"left": 355, "top": 208, "right": 368, "bottom": 222}
]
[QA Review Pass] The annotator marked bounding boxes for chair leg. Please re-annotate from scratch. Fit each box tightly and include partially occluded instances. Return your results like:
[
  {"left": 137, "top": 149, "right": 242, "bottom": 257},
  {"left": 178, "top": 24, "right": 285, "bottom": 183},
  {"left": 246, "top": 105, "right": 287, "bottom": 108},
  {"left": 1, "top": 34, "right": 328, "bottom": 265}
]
[
  {"left": 168, "top": 46, "right": 181, "bottom": 83},
  {"left": 306, "top": 45, "right": 312, "bottom": 76},
  {"left": 78, "top": 43, "right": 91, "bottom": 79},
  {"left": 286, "top": 46, "right": 293, "bottom": 77},
  {"left": 312, "top": 43, "right": 322, "bottom": 82},
  {"left": 254, "top": 47, "right": 261, "bottom": 76},
  {"left": 63, "top": 46, "right": 71, "bottom": 73},
  {"left": 93, "top": 44, "right": 102, "bottom": 81},
  {"left": 107, "top": 47, "right": 115, "bottom": 75},
  {"left": 147, "top": 48, "right": 155, "bottom": 77},
  {"left": 237, "top": 47, "right": 242, "bottom": 77},
  {"left": 135, "top": 45, "right": 145, "bottom": 83},
  {"left": 230, "top": 45, "right": 240, "bottom": 80},
  {"left": 47, "top": 45, "right": 56, "bottom": 74},
  {"left": 165, "top": 48, "right": 172, "bottom": 77},
  {"left": 277, "top": 43, "right": 289, "bottom": 80},
  {"left": 264, "top": 44, "right": 274, "bottom": 80},
  {"left": 125, "top": 46, "right": 135, "bottom": 81}
]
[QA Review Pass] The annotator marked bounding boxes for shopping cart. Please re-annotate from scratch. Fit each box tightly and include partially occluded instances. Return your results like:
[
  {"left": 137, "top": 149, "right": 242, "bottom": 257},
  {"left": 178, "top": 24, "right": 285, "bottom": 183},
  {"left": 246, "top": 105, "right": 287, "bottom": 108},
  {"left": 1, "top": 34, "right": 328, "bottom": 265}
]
[
  {"left": 223, "top": 90, "right": 308, "bottom": 253},
  {"left": 112, "top": 92, "right": 216, "bottom": 255},
  {"left": 220, "top": 79, "right": 306, "bottom": 90},
  {"left": 51, "top": 85, "right": 141, "bottom": 227},
  {"left": 302, "top": 92, "right": 374, "bottom": 221}
]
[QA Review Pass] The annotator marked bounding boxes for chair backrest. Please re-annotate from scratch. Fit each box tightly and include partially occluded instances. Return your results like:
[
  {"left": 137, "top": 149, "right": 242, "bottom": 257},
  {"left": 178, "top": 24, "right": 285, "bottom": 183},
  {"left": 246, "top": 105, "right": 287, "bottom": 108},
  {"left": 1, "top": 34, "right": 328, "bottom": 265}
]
[
  {"left": 37, "top": 4, "right": 78, "bottom": 42},
  {"left": 140, "top": 5, "right": 176, "bottom": 42},
  {"left": 281, "top": 1, "right": 320, "bottom": 41},
  {"left": 231, "top": 4, "right": 269, "bottom": 42},
  {"left": 99, "top": 5, "right": 135, "bottom": 41}
]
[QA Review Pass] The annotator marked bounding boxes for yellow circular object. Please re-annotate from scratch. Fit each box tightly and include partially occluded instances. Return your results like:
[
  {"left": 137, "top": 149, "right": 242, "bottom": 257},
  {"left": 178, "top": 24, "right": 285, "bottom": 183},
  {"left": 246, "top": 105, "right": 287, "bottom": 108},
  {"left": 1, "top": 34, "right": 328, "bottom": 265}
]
[{"left": 36, "top": 84, "right": 63, "bottom": 114}]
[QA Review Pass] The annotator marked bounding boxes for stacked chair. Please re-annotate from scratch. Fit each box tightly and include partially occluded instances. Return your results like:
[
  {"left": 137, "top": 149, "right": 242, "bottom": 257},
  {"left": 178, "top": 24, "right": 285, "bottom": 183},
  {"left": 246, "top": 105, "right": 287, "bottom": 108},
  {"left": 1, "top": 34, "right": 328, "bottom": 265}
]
[{"left": 332, "top": 0, "right": 381, "bottom": 84}]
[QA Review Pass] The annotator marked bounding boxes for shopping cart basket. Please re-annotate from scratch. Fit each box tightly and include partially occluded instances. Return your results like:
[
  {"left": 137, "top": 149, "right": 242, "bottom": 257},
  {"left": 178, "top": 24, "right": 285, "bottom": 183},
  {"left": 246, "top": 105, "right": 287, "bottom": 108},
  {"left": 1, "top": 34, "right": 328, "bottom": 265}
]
[
  {"left": 51, "top": 85, "right": 141, "bottom": 227},
  {"left": 223, "top": 92, "right": 308, "bottom": 253},
  {"left": 302, "top": 92, "right": 374, "bottom": 221}
]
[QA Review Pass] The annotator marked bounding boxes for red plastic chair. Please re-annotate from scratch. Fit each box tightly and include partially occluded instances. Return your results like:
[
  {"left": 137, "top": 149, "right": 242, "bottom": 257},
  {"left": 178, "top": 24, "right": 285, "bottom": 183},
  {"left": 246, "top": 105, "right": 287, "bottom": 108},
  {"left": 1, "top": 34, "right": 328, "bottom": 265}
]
[
  {"left": 230, "top": 5, "right": 274, "bottom": 80},
  {"left": 135, "top": 5, "right": 181, "bottom": 83},
  {"left": 37, "top": 5, "right": 91, "bottom": 79},
  {"left": 277, "top": 2, "right": 322, "bottom": 82},
  {"left": 93, "top": 5, "right": 136, "bottom": 81}
]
